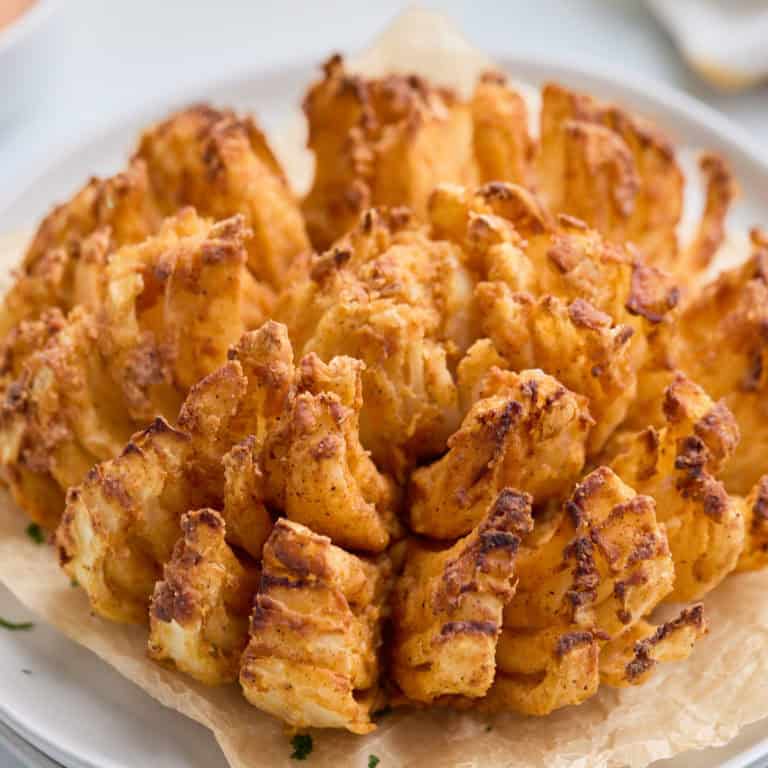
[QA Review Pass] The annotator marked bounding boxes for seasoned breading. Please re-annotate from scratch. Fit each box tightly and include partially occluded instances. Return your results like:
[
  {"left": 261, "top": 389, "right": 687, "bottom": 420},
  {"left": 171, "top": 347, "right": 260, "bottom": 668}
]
[
  {"left": 644, "top": 230, "right": 768, "bottom": 494},
  {"left": 471, "top": 71, "right": 535, "bottom": 189},
  {"left": 0, "top": 212, "right": 250, "bottom": 526},
  {"left": 392, "top": 488, "right": 533, "bottom": 702},
  {"left": 609, "top": 375, "right": 745, "bottom": 601},
  {"left": 284, "top": 360, "right": 402, "bottom": 551},
  {"left": 736, "top": 476, "right": 768, "bottom": 571},
  {"left": 475, "top": 286, "right": 636, "bottom": 452},
  {"left": 135, "top": 105, "right": 309, "bottom": 288},
  {"left": 0, "top": 161, "right": 162, "bottom": 337},
  {"left": 239, "top": 518, "right": 391, "bottom": 734},
  {"left": 302, "top": 55, "right": 478, "bottom": 249},
  {"left": 149, "top": 509, "right": 259, "bottom": 685},
  {"left": 409, "top": 369, "right": 590, "bottom": 539},
  {"left": 600, "top": 605, "right": 706, "bottom": 687},
  {"left": 486, "top": 467, "right": 675, "bottom": 715},
  {"left": 276, "top": 206, "right": 473, "bottom": 477}
]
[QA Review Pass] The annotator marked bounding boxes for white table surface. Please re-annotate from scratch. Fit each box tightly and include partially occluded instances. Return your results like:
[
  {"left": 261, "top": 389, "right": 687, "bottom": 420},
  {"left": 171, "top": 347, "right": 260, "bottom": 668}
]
[{"left": 1, "top": 1, "right": 767, "bottom": 766}]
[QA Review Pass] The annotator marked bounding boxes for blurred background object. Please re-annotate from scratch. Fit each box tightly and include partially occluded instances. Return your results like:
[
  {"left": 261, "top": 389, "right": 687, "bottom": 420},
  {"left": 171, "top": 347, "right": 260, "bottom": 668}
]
[
  {"left": 649, "top": 0, "right": 768, "bottom": 91},
  {"left": 0, "top": 0, "right": 59, "bottom": 127}
]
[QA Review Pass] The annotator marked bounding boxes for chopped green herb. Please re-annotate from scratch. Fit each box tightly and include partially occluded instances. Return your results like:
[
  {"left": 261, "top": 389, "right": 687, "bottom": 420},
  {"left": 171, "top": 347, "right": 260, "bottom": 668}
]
[
  {"left": 25, "top": 523, "right": 44, "bottom": 544},
  {"left": 373, "top": 705, "right": 392, "bottom": 719},
  {"left": 0, "top": 617, "right": 34, "bottom": 631},
  {"left": 70, "top": 579, "right": 79, "bottom": 588},
  {"left": 290, "top": 733, "right": 313, "bottom": 760},
  {"left": 368, "top": 756, "right": 380, "bottom": 768}
]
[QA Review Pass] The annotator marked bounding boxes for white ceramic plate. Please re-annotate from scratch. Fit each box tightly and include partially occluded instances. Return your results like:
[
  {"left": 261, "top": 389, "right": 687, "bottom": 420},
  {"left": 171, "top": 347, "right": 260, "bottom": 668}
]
[{"left": 1, "top": 57, "right": 768, "bottom": 768}]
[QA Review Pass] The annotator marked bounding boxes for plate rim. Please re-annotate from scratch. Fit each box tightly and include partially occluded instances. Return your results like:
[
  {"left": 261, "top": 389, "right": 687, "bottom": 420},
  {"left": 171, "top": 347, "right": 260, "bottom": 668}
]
[{"left": 1, "top": 52, "right": 767, "bottom": 768}]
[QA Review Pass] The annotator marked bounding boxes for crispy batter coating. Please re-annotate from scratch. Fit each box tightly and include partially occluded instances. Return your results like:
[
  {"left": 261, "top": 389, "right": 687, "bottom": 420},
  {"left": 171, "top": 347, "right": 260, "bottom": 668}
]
[
  {"left": 609, "top": 375, "right": 744, "bottom": 601},
  {"left": 736, "top": 476, "right": 768, "bottom": 572},
  {"left": 302, "top": 55, "right": 478, "bottom": 249},
  {"left": 475, "top": 286, "right": 636, "bottom": 453},
  {"left": 284, "top": 355, "right": 402, "bottom": 551},
  {"left": 409, "top": 369, "right": 590, "bottom": 539},
  {"left": 0, "top": 162, "right": 162, "bottom": 337},
  {"left": 486, "top": 466, "right": 675, "bottom": 715},
  {"left": 54, "top": 322, "right": 298, "bottom": 622},
  {"left": 538, "top": 82, "right": 684, "bottom": 267},
  {"left": 471, "top": 71, "right": 535, "bottom": 189},
  {"left": 392, "top": 488, "right": 533, "bottom": 702},
  {"left": 135, "top": 104, "right": 309, "bottom": 288},
  {"left": 600, "top": 605, "right": 706, "bottom": 687},
  {"left": 644, "top": 230, "right": 768, "bottom": 494},
  {"left": 239, "top": 518, "right": 390, "bottom": 734},
  {"left": 429, "top": 181, "right": 679, "bottom": 331},
  {"left": 148, "top": 509, "right": 259, "bottom": 685},
  {"left": 57, "top": 417, "right": 193, "bottom": 622},
  {"left": 276, "top": 206, "right": 473, "bottom": 477},
  {"left": 0, "top": 212, "right": 249, "bottom": 526}
]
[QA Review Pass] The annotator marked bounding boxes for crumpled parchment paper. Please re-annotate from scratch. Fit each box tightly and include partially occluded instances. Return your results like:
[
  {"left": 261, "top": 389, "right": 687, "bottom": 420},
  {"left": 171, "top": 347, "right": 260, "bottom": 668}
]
[{"left": 1, "top": 9, "right": 768, "bottom": 768}]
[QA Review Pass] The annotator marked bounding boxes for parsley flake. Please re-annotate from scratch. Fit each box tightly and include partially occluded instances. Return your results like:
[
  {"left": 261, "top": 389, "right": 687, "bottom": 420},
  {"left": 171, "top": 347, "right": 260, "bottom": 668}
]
[
  {"left": 0, "top": 617, "right": 34, "bottom": 631},
  {"left": 368, "top": 756, "right": 380, "bottom": 768},
  {"left": 25, "top": 523, "right": 44, "bottom": 544},
  {"left": 290, "top": 733, "right": 313, "bottom": 760}
]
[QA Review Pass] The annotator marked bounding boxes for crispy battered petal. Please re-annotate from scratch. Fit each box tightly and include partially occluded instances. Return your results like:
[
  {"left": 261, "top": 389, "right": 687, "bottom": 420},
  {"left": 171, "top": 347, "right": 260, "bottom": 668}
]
[
  {"left": 0, "top": 161, "right": 161, "bottom": 336},
  {"left": 679, "top": 154, "right": 735, "bottom": 281},
  {"left": 56, "top": 417, "right": 193, "bottom": 623},
  {"left": 489, "top": 466, "right": 674, "bottom": 715},
  {"left": 538, "top": 83, "right": 684, "bottom": 268},
  {"left": 609, "top": 375, "right": 745, "bottom": 600},
  {"left": 600, "top": 605, "right": 707, "bottom": 687},
  {"left": 239, "top": 518, "right": 391, "bottom": 734},
  {"left": 471, "top": 71, "right": 535, "bottom": 189},
  {"left": 54, "top": 322, "right": 298, "bottom": 620},
  {"left": 409, "top": 369, "right": 590, "bottom": 539},
  {"left": 428, "top": 181, "right": 678, "bottom": 333},
  {"left": 135, "top": 104, "right": 309, "bottom": 288},
  {"left": 392, "top": 488, "right": 533, "bottom": 702},
  {"left": 149, "top": 509, "right": 259, "bottom": 685},
  {"left": 276, "top": 207, "right": 472, "bottom": 477},
  {"left": 735, "top": 475, "right": 768, "bottom": 572},
  {"left": 483, "top": 626, "right": 600, "bottom": 715},
  {"left": 475, "top": 284, "right": 636, "bottom": 452},
  {"left": 0, "top": 212, "right": 250, "bottom": 526},
  {"left": 283, "top": 355, "right": 401, "bottom": 552},
  {"left": 101, "top": 210, "right": 249, "bottom": 421},
  {"left": 302, "top": 55, "right": 478, "bottom": 249},
  {"left": 660, "top": 230, "right": 768, "bottom": 493}
]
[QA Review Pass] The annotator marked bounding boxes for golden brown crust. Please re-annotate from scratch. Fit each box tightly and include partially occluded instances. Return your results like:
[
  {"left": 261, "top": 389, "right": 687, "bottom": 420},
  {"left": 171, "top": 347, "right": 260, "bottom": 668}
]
[
  {"left": 302, "top": 55, "right": 478, "bottom": 249},
  {"left": 392, "top": 489, "right": 533, "bottom": 702},
  {"left": 148, "top": 509, "right": 260, "bottom": 685},
  {"left": 239, "top": 518, "right": 391, "bottom": 734}
]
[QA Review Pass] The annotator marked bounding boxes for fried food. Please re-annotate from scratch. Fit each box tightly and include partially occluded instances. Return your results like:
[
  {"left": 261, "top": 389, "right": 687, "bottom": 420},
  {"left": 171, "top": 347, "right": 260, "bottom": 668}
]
[
  {"left": 486, "top": 466, "right": 678, "bottom": 715},
  {"left": 302, "top": 55, "right": 478, "bottom": 249},
  {"left": 600, "top": 605, "right": 707, "bottom": 687},
  {"left": 276, "top": 206, "right": 472, "bottom": 477},
  {"left": 409, "top": 368, "right": 590, "bottom": 539},
  {"left": 0, "top": 212, "right": 249, "bottom": 527},
  {"left": 392, "top": 488, "right": 533, "bottom": 702},
  {"left": 609, "top": 375, "right": 745, "bottom": 601},
  {"left": 0, "top": 162, "right": 161, "bottom": 337},
  {"left": 239, "top": 518, "right": 391, "bottom": 734},
  {"left": 135, "top": 105, "right": 309, "bottom": 288},
  {"left": 641, "top": 230, "right": 768, "bottom": 494},
  {"left": 149, "top": 509, "right": 260, "bottom": 685},
  {"left": 4, "top": 60, "right": 767, "bottom": 740}
]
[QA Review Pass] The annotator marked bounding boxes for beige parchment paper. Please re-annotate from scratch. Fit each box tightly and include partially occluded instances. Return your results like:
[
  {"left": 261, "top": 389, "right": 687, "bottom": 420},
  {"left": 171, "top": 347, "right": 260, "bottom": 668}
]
[{"left": 1, "top": 9, "right": 768, "bottom": 767}]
